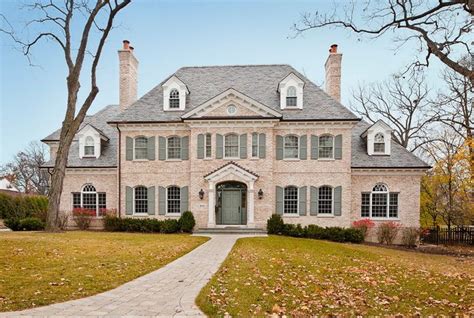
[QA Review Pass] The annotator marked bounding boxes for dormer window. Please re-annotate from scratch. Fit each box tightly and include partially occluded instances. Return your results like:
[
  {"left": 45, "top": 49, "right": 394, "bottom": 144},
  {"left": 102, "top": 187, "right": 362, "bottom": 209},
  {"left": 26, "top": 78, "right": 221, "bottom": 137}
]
[
  {"left": 169, "top": 89, "right": 180, "bottom": 109},
  {"left": 374, "top": 133, "right": 385, "bottom": 153},
  {"left": 278, "top": 73, "right": 304, "bottom": 110},
  {"left": 286, "top": 86, "right": 297, "bottom": 107},
  {"left": 77, "top": 124, "right": 108, "bottom": 159},
  {"left": 162, "top": 75, "right": 189, "bottom": 111},
  {"left": 84, "top": 136, "right": 95, "bottom": 156},
  {"left": 361, "top": 120, "right": 392, "bottom": 156}
]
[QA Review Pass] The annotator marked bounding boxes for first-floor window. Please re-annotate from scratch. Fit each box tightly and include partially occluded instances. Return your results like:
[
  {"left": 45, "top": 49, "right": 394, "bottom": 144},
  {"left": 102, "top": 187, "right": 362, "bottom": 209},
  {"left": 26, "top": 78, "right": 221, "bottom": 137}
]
[
  {"left": 361, "top": 183, "right": 398, "bottom": 218},
  {"left": 134, "top": 186, "right": 148, "bottom": 213},
  {"left": 167, "top": 186, "right": 181, "bottom": 214},
  {"left": 284, "top": 186, "right": 298, "bottom": 214},
  {"left": 205, "top": 133, "right": 212, "bottom": 158},
  {"left": 72, "top": 184, "right": 106, "bottom": 217},
  {"left": 318, "top": 186, "right": 333, "bottom": 214}
]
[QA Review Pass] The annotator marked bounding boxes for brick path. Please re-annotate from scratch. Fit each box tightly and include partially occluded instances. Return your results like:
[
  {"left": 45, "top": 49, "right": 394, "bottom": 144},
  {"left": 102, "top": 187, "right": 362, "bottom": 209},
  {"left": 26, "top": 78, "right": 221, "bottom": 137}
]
[{"left": 1, "top": 234, "right": 254, "bottom": 317}]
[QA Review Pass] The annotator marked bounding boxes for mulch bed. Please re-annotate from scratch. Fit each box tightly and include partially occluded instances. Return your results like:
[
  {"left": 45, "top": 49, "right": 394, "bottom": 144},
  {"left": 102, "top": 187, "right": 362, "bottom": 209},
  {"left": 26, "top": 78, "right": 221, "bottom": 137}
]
[{"left": 363, "top": 241, "right": 474, "bottom": 258}]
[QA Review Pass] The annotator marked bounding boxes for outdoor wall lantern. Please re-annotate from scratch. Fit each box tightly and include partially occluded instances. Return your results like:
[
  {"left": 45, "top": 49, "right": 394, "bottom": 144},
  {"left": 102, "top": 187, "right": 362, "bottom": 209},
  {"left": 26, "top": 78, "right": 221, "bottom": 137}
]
[
  {"left": 199, "top": 189, "right": 205, "bottom": 200},
  {"left": 258, "top": 189, "right": 264, "bottom": 199}
]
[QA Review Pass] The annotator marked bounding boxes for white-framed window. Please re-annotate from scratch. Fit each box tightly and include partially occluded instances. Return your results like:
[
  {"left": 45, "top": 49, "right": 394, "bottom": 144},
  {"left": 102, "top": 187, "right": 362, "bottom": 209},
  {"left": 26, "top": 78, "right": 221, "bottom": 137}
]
[
  {"left": 284, "top": 186, "right": 298, "bottom": 214},
  {"left": 134, "top": 137, "right": 148, "bottom": 160},
  {"left": 84, "top": 136, "right": 95, "bottom": 156},
  {"left": 205, "top": 133, "right": 212, "bottom": 158},
  {"left": 374, "top": 133, "right": 385, "bottom": 153},
  {"left": 167, "top": 186, "right": 181, "bottom": 214},
  {"left": 361, "top": 183, "right": 399, "bottom": 219},
  {"left": 72, "top": 184, "right": 106, "bottom": 217},
  {"left": 167, "top": 136, "right": 181, "bottom": 159},
  {"left": 319, "top": 135, "right": 334, "bottom": 159},
  {"left": 318, "top": 186, "right": 333, "bottom": 214},
  {"left": 251, "top": 132, "right": 259, "bottom": 158},
  {"left": 286, "top": 86, "right": 297, "bottom": 107},
  {"left": 169, "top": 89, "right": 180, "bottom": 109},
  {"left": 134, "top": 186, "right": 148, "bottom": 214},
  {"left": 284, "top": 135, "right": 299, "bottom": 159},
  {"left": 224, "top": 133, "right": 239, "bottom": 158}
]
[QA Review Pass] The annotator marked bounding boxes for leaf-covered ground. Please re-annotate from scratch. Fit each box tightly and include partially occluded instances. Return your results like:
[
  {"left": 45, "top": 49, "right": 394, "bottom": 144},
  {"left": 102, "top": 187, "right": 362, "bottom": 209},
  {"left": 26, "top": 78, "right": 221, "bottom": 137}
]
[
  {"left": 0, "top": 231, "right": 208, "bottom": 312},
  {"left": 196, "top": 236, "right": 474, "bottom": 316}
]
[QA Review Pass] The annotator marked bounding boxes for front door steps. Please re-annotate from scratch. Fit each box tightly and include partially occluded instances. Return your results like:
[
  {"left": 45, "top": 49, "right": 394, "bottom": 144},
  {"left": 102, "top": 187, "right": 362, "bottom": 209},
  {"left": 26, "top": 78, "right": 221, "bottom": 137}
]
[{"left": 194, "top": 227, "right": 267, "bottom": 235}]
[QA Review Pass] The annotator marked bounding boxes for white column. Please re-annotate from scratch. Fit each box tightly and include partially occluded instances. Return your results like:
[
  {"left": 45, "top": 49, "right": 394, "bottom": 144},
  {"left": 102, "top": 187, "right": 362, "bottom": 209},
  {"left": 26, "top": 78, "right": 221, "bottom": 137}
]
[
  {"left": 207, "top": 181, "right": 215, "bottom": 228},
  {"left": 247, "top": 181, "right": 255, "bottom": 227}
]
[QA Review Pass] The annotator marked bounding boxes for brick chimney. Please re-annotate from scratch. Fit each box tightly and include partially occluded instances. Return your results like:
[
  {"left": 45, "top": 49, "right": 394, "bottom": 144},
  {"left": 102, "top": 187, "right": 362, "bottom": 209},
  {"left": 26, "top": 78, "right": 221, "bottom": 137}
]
[
  {"left": 118, "top": 40, "right": 138, "bottom": 111},
  {"left": 324, "top": 44, "right": 342, "bottom": 102}
]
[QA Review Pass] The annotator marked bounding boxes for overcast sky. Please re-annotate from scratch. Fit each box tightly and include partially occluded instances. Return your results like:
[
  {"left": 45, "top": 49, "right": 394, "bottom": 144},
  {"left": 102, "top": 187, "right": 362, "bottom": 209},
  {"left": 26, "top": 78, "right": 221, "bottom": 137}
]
[{"left": 0, "top": 0, "right": 445, "bottom": 164}]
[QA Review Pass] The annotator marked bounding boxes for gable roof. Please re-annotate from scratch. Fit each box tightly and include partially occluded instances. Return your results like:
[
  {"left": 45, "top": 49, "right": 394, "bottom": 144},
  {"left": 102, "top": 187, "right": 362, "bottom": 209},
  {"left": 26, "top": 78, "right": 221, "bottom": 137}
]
[
  {"left": 77, "top": 123, "right": 110, "bottom": 141},
  {"left": 360, "top": 119, "right": 393, "bottom": 138},
  {"left": 110, "top": 64, "right": 359, "bottom": 123}
]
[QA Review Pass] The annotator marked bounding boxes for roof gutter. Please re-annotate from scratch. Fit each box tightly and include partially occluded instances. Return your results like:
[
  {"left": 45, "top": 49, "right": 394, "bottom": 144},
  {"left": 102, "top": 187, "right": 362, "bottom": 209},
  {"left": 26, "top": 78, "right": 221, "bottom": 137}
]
[{"left": 108, "top": 117, "right": 362, "bottom": 125}]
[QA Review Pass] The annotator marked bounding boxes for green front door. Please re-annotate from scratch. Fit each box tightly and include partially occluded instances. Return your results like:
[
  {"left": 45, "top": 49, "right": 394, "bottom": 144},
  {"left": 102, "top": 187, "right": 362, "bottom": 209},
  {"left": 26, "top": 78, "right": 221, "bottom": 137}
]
[{"left": 222, "top": 190, "right": 241, "bottom": 225}]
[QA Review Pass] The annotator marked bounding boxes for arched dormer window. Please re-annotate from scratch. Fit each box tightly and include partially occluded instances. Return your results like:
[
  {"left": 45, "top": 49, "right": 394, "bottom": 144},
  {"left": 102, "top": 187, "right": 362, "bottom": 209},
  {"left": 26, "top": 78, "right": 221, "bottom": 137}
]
[
  {"left": 169, "top": 89, "right": 180, "bottom": 109},
  {"left": 84, "top": 136, "right": 95, "bottom": 156},
  {"left": 286, "top": 86, "right": 297, "bottom": 107},
  {"left": 374, "top": 133, "right": 385, "bottom": 153},
  {"left": 361, "top": 183, "right": 398, "bottom": 219}
]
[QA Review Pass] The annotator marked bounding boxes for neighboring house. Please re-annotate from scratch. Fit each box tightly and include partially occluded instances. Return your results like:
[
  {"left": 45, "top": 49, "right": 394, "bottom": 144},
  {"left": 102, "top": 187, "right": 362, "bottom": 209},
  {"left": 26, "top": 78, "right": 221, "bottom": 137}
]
[
  {"left": 42, "top": 41, "right": 429, "bottom": 239},
  {"left": 0, "top": 177, "right": 20, "bottom": 196}
]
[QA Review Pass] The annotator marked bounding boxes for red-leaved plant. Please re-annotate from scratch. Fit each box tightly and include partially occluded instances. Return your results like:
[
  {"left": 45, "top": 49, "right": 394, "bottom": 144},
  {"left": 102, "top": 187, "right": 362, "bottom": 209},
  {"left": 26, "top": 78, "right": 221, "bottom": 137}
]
[
  {"left": 376, "top": 221, "right": 401, "bottom": 245},
  {"left": 72, "top": 208, "right": 95, "bottom": 230},
  {"left": 352, "top": 219, "right": 375, "bottom": 240}
]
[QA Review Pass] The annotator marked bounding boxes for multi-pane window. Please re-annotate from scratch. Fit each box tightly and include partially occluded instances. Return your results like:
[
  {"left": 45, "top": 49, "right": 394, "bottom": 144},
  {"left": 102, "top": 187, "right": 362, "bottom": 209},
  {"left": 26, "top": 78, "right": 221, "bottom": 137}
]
[
  {"left": 73, "top": 193, "right": 81, "bottom": 209},
  {"left": 374, "top": 133, "right": 385, "bottom": 153},
  {"left": 167, "top": 136, "right": 181, "bottom": 159},
  {"left": 134, "top": 137, "right": 148, "bottom": 159},
  {"left": 98, "top": 193, "right": 107, "bottom": 216},
  {"left": 284, "top": 186, "right": 298, "bottom": 214},
  {"left": 284, "top": 135, "right": 299, "bottom": 159},
  {"left": 72, "top": 184, "right": 106, "bottom": 217},
  {"left": 252, "top": 133, "right": 259, "bottom": 157},
  {"left": 84, "top": 136, "right": 95, "bottom": 156},
  {"left": 225, "top": 134, "right": 239, "bottom": 158},
  {"left": 167, "top": 186, "right": 181, "bottom": 214},
  {"left": 360, "top": 184, "right": 399, "bottom": 218},
  {"left": 318, "top": 186, "right": 333, "bottom": 214},
  {"left": 134, "top": 186, "right": 148, "bottom": 214},
  {"left": 286, "top": 86, "right": 297, "bottom": 107},
  {"left": 169, "top": 89, "right": 180, "bottom": 109},
  {"left": 205, "top": 133, "right": 212, "bottom": 158},
  {"left": 82, "top": 184, "right": 97, "bottom": 211},
  {"left": 319, "top": 135, "right": 334, "bottom": 159}
]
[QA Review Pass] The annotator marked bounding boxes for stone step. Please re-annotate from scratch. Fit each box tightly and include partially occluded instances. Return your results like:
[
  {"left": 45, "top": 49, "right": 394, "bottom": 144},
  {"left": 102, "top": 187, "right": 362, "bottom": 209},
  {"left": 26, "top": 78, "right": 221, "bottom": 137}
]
[{"left": 194, "top": 227, "right": 267, "bottom": 235}]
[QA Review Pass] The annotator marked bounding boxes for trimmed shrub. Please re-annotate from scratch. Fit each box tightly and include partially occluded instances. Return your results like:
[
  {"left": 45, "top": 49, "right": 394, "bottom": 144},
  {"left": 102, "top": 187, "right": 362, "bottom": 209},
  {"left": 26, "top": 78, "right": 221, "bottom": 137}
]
[
  {"left": 352, "top": 219, "right": 375, "bottom": 240},
  {"left": 104, "top": 216, "right": 181, "bottom": 234},
  {"left": 401, "top": 227, "right": 420, "bottom": 248},
  {"left": 72, "top": 208, "right": 95, "bottom": 230},
  {"left": 5, "top": 217, "right": 44, "bottom": 231},
  {"left": 376, "top": 221, "right": 401, "bottom": 245},
  {"left": 161, "top": 219, "right": 179, "bottom": 234},
  {"left": 325, "top": 227, "right": 346, "bottom": 242},
  {"left": 306, "top": 224, "right": 325, "bottom": 239},
  {"left": 178, "top": 211, "right": 196, "bottom": 233},
  {"left": 4, "top": 218, "right": 20, "bottom": 231},
  {"left": 267, "top": 214, "right": 284, "bottom": 234},
  {"left": 343, "top": 228, "right": 364, "bottom": 243},
  {"left": 0, "top": 194, "right": 48, "bottom": 220},
  {"left": 0, "top": 194, "right": 16, "bottom": 219}
]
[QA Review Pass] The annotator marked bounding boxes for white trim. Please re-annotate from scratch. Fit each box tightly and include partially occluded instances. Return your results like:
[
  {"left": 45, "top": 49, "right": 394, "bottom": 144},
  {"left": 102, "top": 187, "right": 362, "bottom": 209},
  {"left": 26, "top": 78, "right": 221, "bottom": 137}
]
[
  {"left": 162, "top": 76, "right": 189, "bottom": 111},
  {"left": 282, "top": 185, "right": 299, "bottom": 216},
  {"left": 133, "top": 136, "right": 149, "bottom": 161},
  {"left": 361, "top": 184, "right": 399, "bottom": 219},
  {"left": 204, "top": 133, "right": 212, "bottom": 159},
  {"left": 318, "top": 134, "right": 335, "bottom": 159},
  {"left": 317, "top": 185, "right": 334, "bottom": 216},
  {"left": 283, "top": 134, "right": 299, "bottom": 160}
]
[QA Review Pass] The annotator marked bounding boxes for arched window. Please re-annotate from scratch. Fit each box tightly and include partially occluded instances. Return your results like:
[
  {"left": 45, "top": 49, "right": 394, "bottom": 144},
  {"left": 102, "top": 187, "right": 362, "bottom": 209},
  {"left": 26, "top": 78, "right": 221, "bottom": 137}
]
[
  {"left": 374, "top": 133, "right": 385, "bottom": 153},
  {"left": 169, "top": 89, "right": 180, "bottom": 109},
  {"left": 167, "top": 186, "right": 181, "bottom": 214},
  {"left": 286, "top": 86, "right": 297, "bottom": 107},
  {"left": 84, "top": 136, "right": 95, "bottom": 156},
  {"left": 284, "top": 135, "right": 299, "bottom": 159},
  {"left": 361, "top": 183, "right": 398, "bottom": 218},
  {"left": 134, "top": 137, "right": 148, "bottom": 159},
  {"left": 224, "top": 134, "right": 239, "bottom": 158},
  {"left": 284, "top": 186, "right": 298, "bottom": 214},
  {"left": 72, "top": 184, "right": 106, "bottom": 216},
  {"left": 319, "top": 135, "right": 334, "bottom": 159},
  {"left": 318, "top": 186, "right": 333, "bottom": 214},
  {"left": 134, "top": 186, "right": 148, "bottom": 214},
  {"left": 167, "top": 136, "right": 181, "bottom": 159}
]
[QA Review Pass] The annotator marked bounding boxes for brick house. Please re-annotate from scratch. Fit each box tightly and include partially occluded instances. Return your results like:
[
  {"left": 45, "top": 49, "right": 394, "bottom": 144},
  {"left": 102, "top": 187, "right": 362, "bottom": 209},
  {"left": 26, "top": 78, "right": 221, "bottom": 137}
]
[{"left": 42, "top": 41, "right": 429, "bottom": 238}]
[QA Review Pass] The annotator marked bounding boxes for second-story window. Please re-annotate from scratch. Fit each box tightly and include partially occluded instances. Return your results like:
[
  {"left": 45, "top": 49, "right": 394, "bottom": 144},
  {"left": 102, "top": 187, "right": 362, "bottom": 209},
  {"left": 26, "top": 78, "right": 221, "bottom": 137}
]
[
  {"left": 169, "top": 89, "right": 180, "bottom": 109},
  {"left": 284, "top": 135, "right": 299, "bottom": 159},
  {"left": 286, "top": 86, "right": 297, "bottom": 107},
  {"left": 319, "top": 135, "right": 334, "bottom": 159},
  {"left": 224, "top": 134, "right": 239, "bottom": 158},
  {"left": 84, "top": 136, "right": 95, "bottom": 156},
  {"left": 205, "top": 133, "right": 212, "bottom": 158},
  {"left": 134, "top": 137, "right": 148, "bottom": 159},
  {"left": 167, "top": 136, "right": 181, "bottom": 159}
]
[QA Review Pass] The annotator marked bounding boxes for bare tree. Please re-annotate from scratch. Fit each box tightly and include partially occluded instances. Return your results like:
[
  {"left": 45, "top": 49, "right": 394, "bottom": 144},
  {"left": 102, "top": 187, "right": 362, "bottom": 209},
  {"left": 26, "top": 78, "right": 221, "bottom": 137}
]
[
  {"left": 294, "top": 1, "right": 473, "bottom": 84},
  {"left": 1, "top": 141, "right": 49, "bottom": 195},
  {"left": 0, "top": 0, "right": 131, "bottom": 230},
  {"left": 351, "top": 72, "right": 434, "bottom": 152}
]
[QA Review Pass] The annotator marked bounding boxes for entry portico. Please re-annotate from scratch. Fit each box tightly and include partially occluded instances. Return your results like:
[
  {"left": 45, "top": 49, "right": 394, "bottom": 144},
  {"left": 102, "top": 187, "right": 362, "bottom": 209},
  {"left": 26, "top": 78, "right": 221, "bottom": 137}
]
[{"left": 204, "top": 162, "right": 258, "bottom": 228}]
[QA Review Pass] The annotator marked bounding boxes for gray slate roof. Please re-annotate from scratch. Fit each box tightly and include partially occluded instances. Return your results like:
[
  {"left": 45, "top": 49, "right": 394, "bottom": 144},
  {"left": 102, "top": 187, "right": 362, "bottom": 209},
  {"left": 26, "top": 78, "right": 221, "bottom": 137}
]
[{"left": 110, "top": 64, "right": 359, "bottom": 123}]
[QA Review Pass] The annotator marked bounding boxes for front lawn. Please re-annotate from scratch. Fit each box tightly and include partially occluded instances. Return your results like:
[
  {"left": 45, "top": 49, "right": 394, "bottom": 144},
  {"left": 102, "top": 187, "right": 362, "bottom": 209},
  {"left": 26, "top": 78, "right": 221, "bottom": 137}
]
[
  {"left": 0, "top": 231, "right": 208, "bottom": 312},
  {"left": 196, "top": 236, "right": 473, "bottom": 316}
]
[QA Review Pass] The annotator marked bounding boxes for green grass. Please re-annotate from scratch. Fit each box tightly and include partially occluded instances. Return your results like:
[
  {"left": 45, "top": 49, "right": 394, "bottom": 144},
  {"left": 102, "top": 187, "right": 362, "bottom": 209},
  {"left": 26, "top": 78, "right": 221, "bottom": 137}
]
[
  {"left": 196, "top": 236, "right": 474, "bottom": 316},
  {"left": 0, "top": 231, "right": 208, "bottom": 312}
]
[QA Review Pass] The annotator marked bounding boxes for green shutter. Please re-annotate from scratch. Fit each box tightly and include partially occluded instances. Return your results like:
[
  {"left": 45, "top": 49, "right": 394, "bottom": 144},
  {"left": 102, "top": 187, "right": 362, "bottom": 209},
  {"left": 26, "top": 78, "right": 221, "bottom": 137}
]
[
  {"left": 334, "top": 186, "right": 342, "bottom": 216},
  {"left": 310, "top": 186, "right": 318, "bottom": 216},
  {"left": 299, "top": 135, "right": 307, "bottom": 160},
  {"left": 180, "top": 186, "right": 189, "bottom": 213},
  {"left": 197, "top": 134, "right": 204, "bottom": 159},
  {"left": 240, "top": 134, "right": 247, "bottom": 159},
  {"left": 126, "top": 137, "right": 133, "bottom": 161},
  {"left": 276, "top": 135, "right": 283, "bottom": 160},
  {"left": 299, "top": 186, "right": 307, "bottom": 216},
  {"left": 259, "top": 133, "right": 266, "bottom": 159},
  {"left": 276, "top": 186, "right": 284, "bottom": 215},
  {"left": 147, "top": 186, "right": 155, "bottom": 215},
  {"left": 158, "top": 186, "right": 166, "bottom": 215},
  {"left": 125, "top": 186, "right": 133, "bottom": 215},
  {"left": 335, "top": 134, "right": 342, "bottom": 160},
  {"left": 158, "top": 137, "right": 166, "bottom": 160},
  {"left": 147, "top": 137, "right": 156, "bottom": 160},
  {"left": 311, "top": 135, "right": 319, "bottom": 160},
  {"left": 181, "top": 136, "right": 189, "bottom": 160},
  {"left": 216, "top": 134, "right": 223, "bottom": 159}
]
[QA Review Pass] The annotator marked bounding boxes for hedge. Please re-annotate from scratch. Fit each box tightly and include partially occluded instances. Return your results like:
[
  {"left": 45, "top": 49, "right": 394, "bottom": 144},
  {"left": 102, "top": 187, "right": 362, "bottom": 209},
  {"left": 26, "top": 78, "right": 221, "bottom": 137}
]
[
  {"left": 0, "top": 193, "right": 48, "bottom": 221},
  {"left": 5, "top": 217, "right": 45, "bottom": 231},
  {"left": 267, "top": 214, "right": 364, "bottom": 243},
  {"left": 104, "top": 212, "right": 195, "bottom": 234}
]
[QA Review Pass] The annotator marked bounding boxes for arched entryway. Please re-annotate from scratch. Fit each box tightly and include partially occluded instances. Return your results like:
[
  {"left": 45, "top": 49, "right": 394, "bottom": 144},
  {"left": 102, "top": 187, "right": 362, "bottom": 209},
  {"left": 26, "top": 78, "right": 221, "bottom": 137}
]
[{"left": 216, "top": 181, "right": 247, "bottom": 225}]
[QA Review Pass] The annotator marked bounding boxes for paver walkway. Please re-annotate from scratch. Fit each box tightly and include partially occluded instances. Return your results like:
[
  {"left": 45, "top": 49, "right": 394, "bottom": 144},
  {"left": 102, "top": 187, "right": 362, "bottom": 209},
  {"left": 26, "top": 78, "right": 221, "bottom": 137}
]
[{"left": 1, "top": 234, "right": 256, "bottom": 317}]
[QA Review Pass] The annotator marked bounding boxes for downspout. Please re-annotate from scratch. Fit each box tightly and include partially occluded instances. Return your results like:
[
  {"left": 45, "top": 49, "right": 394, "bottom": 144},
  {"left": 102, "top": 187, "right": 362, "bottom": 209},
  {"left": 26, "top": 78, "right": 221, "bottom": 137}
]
[{"left": 116, "top": 124, "right": 122, "bottom": 218}]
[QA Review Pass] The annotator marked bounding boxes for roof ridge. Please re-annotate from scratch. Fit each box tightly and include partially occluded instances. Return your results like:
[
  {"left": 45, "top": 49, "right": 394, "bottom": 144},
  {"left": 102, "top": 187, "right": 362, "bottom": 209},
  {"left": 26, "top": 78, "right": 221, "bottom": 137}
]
[{"left": 178, "top": 64, "right": 292, "bottom": 70}]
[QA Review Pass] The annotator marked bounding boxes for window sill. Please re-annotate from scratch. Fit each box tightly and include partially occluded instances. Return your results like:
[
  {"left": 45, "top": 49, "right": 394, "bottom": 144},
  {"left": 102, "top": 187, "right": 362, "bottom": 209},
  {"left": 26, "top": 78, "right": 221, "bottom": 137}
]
[
  {"left": 224, "top": 157, "right": 241, "bottom": 160},
  {"left": 164, "top": 109, "right": 184, "bottom": 112},
  {"left": 203, "top": 157, "right": 213, "bottom": 161},
  {"left": 132, "top": 159, "right": 149, "bottom": 162},
  {"left": 249, "top": 157, "right": 259, "bottom": 160},
  {"left": 282, "top": 214, "right": 300, "bottom": 218},
  {"left": 283, "top": 158, "right": 300, "bottom": 161},
  {"left": 165, "top": 213, "right": 181, "bottom": 217},
  {"left": 317, "top": 158, "right": 335, "bottom": 161},
  {"left": 370, "top": 217, "right": 400, "bottom": 221},
  {"left": 82, "top": 155, "right": 97, "bottom": 159},
  {"left": 317, "top": 214, "right": 334, "bottom": 218},
  {"left": 132, "top": 213, "right": 150, "bottom": 217},
  {"left": 165, "top": 159, "right": 182, "bottom": 162}
]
